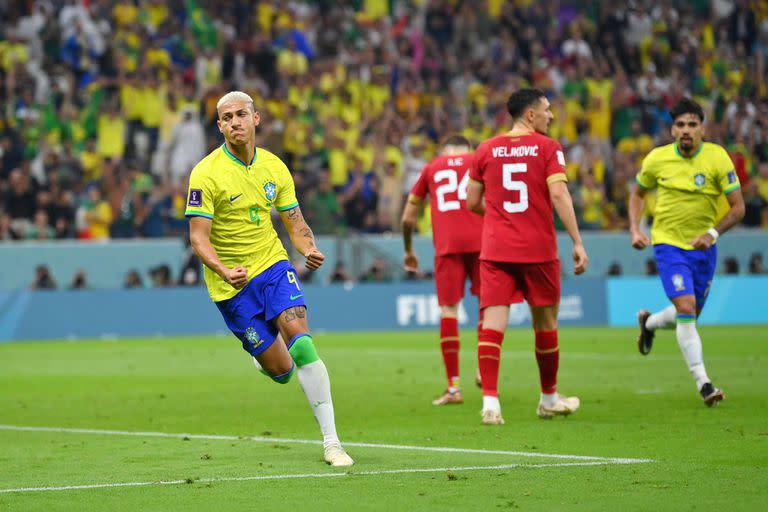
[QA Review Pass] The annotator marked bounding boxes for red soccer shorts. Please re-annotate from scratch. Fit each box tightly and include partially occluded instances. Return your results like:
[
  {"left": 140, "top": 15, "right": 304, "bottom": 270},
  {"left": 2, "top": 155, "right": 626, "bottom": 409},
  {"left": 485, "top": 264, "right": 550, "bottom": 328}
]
[
  {"left": 434, "top": 252, "right": 481, "bottom": 306},
  {"left": 479, "top": 259, "right": 561, "bottom": 308}
]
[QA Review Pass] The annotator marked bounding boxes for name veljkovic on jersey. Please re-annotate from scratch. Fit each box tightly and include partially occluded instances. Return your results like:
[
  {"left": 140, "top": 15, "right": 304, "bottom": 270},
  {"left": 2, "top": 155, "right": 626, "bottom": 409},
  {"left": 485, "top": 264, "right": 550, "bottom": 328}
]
[{"left": 493, "top": 146, "right": 539, "bottom": 158}]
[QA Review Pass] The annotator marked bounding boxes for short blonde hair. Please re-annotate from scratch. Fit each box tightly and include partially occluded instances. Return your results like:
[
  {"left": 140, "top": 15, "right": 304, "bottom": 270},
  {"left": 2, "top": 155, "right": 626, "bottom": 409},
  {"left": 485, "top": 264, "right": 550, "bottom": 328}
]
[{"left": 216, "top": 91, "right": 255, "bottom": 112}]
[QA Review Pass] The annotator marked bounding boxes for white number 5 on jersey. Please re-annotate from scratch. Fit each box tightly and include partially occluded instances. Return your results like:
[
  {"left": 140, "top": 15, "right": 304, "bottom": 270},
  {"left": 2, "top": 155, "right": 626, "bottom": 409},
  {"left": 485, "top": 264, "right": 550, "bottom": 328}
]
[
  {"left": 503, "top": 163, "right": 528, "bottom": 213},
  {"left": 434, "top": 169, "right": 469, "bottom": 212}
]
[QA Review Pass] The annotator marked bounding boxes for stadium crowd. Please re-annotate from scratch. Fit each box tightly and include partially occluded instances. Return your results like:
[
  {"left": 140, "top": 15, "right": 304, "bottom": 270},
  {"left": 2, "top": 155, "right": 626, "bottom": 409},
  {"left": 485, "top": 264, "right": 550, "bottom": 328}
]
[{"left": 1, "top": 0, "right": 768, "bottom": 244}]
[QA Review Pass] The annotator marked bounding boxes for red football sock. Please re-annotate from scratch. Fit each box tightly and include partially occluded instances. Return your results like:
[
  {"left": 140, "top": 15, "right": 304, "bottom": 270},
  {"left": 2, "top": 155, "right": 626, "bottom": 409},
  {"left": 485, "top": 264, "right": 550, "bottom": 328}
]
[
  {"left": 478, "top": 329, "right": 504, "bottom": 397},
  {"left": 475, "top": 309, "right": 485, "bottom": 387},
  {"left": 535, "top": 330, "right": 559, "bottom": 394},
  {"left": 440, "top": 317, "right": 460, "bottom": 389}
]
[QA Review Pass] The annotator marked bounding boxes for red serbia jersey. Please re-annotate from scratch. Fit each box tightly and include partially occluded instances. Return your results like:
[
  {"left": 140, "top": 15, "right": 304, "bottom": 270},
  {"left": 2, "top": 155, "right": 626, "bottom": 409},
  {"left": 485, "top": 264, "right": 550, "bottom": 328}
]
[
  {"left": 410, "top": 152, "right": 483, "bottom": 256},
  {"left": 470, "top": 132, "right": 567, "bottom": 263}
]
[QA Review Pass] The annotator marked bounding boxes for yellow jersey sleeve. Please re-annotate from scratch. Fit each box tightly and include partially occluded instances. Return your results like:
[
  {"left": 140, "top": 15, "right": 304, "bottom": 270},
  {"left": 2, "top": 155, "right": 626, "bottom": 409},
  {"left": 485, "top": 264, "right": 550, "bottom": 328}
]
[
  {"left": 274, "top": 160, "right": 299, "bottom": 212},
  {"left": 185, "top": 167, "right": 215, "bottom": 219},
  {"left": 715, "top": 148, "right": 740, "bottom": 194},
  {"left": 636, "top": 149, "right": 659, "bottom": 189}
]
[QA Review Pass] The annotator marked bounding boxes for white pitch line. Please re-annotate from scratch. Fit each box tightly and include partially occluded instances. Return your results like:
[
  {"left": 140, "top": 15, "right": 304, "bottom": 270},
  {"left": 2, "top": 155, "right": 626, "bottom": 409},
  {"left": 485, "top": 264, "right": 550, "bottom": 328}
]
[
  {"left": 0, "top": 461, "right": 628, "bottom": 494},
  {"left": 360, "top": 349, "right": 759, "bottom": 363},
  {"left": 0, "top": 425, "right": 652, "bottom": 464}
]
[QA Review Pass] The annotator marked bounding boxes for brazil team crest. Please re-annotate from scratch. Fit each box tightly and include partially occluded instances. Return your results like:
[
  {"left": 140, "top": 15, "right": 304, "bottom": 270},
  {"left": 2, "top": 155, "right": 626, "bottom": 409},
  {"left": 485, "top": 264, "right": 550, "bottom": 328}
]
[
  {"left": 672, "top": 273, "right": 685, "bottom": 292},
  {"left": 245, "top": 327, "right": 263, "bottom": 348},
  {"left": 263, "top": 181, "right": 277, "bottom": 201},
  {"left": 693, "top": 173, "right": 706, "bottom": 187}
]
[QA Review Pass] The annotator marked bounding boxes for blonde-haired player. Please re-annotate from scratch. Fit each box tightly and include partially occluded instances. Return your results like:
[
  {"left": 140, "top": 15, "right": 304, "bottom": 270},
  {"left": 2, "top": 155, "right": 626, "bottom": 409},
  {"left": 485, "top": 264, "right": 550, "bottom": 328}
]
[{"left": 186, "top": 91, "right": 353, "bottom": 465}]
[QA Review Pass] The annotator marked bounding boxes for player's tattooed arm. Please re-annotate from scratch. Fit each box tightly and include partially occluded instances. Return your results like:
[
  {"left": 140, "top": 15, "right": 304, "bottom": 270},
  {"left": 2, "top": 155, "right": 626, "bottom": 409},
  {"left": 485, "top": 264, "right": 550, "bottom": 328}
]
[{"left": 279, "top": 206, "right": 326, "bottom": 270}]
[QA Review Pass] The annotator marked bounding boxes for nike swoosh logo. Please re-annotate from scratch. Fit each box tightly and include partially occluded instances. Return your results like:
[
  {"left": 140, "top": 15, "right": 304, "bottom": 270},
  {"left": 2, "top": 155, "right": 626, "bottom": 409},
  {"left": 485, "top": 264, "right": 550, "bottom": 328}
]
[
  {"left": 230, "top": 194, "right": 242, "bottom": 202},
  {"left": 312, "top": 400, "right": 327, "bottom": 408},
  {"left": 290, "top": 294, "right": 303, "bottom": 300},
  {"left": 659, "top": 178, "right": 668, "bottom": 181}
]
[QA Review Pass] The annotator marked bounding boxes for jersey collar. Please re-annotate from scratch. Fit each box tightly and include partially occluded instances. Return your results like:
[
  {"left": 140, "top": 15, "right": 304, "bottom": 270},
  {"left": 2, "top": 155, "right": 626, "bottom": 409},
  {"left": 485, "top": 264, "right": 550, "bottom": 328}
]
[
  {"left": 222, "top": 143, "right": 257, "bottom": 168},
  {"left": 673, "top": 142, "right": 704, "bottom": 159}
]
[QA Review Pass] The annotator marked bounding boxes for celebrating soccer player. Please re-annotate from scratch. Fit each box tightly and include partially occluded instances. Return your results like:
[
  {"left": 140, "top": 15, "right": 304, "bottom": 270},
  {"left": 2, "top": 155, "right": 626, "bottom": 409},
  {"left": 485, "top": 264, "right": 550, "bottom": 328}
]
[
  {"left": 401, "top": 135, "right": 483, "bottom": 406},
  {"left": 185, "top": 91, "right": 353, "bottom": 466},
  {"left": 629, "top": 97, "right": 745, "bottom": 407},
  {"left": 467, "top": 88, "right": 588, "bottom": 425}
]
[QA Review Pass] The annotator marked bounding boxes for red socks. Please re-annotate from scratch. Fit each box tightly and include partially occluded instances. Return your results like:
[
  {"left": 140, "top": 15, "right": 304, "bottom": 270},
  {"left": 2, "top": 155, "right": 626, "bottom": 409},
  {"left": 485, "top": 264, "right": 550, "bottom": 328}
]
[
  {"left": 478, "top": 329, "right": 504, "bottom": 397},
  {"left": 535, "top": 330, "right": 559, "bottom": 394},
  {"left": 439, "top": 317, "right": 460, "bottom": 389}
]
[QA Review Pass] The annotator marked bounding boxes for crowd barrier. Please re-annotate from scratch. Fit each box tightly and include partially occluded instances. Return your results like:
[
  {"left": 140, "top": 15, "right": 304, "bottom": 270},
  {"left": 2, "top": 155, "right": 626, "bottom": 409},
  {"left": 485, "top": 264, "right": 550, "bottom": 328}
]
[
  {"left": 0, "top": 276, "right": 763, "bottom": 342},
  {"left": 1, "top": 231, "right": 766, "bottom": 289}
]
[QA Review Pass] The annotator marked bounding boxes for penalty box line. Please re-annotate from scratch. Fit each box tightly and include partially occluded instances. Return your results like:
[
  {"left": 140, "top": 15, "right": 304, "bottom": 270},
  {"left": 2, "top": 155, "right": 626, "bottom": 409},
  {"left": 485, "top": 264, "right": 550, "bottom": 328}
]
[
  {"left": 0, "top": 461, "right": 637, "bottom": 495},
  {"left": 0, "top": 424, "right": 652, "bottom": 464}
]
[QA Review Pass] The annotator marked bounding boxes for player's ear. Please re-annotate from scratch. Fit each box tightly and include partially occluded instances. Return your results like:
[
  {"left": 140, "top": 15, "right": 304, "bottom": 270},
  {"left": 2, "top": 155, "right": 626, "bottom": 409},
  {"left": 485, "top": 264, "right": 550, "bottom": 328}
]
[
  {"left": 253, "top": 111, "right": 261, "bottom": 127},
  {"left": 217, "top": 119, "right": 223, "bottom": 133}
]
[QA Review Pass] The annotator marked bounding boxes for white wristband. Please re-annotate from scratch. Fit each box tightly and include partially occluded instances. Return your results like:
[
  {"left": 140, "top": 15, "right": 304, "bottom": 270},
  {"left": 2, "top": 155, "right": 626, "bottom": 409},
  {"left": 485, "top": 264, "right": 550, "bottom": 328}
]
[{"left": 707, "top": 228, "right": 719, "bottom": 241}]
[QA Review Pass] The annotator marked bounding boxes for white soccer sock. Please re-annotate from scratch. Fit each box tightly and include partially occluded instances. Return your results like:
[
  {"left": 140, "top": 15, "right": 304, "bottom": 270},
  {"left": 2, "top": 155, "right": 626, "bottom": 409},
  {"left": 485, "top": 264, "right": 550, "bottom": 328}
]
[
  {"left": 646, "top": 305, "right": 677, "bottom": 330},
  {"left": 540, "top": 392, "right": 558, "bottom": 408},
  {"left": 482, "top": 395, "right": 500, "bottom": 412},
  {"left": 676, "top": 318, "right": 710, "bottom": 390},
  {"left": 297, "top": 359, "right": 340, "bottom": 448}
]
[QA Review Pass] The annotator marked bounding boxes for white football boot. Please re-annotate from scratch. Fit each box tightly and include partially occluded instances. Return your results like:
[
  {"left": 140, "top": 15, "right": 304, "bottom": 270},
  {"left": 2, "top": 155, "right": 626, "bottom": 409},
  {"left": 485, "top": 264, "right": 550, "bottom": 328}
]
[
  {"left": 481, "top": 408, "right": 505, "bottom": 425},
  {"left": 324, "top": 443, "right": 354, "bottom": 466},
  {"left": 536, "top": 394, "right": 580, "bottom": 419}
]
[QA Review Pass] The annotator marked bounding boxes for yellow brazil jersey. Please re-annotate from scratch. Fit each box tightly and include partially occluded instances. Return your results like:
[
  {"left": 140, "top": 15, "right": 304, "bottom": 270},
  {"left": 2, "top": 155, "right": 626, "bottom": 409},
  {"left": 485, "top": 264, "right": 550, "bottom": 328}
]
[
  {"left": 636, "top": 142, "right": 740, "bottom": 250},
  {"left": 185, "top": 145, "right": 299, "bottom": 302}
]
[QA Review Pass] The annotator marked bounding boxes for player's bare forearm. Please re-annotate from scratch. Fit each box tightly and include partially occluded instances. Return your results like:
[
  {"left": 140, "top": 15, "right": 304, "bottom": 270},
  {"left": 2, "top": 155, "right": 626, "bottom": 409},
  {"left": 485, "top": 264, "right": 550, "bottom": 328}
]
[
  {"left": 714, "top": 189, "right": 745, "bottom": 236},
  {"left": 549, "top": 181, "right": 588, "bottom": 274},
  {"left": 188, "top": 217, "right": 234, "bottom": 280},
  {"left": 690, "top": 189, "right": 746, "bottom": 250},
  {"left": 466, "top": 179, "right": 485, "bottom": 215},
  {"left": 280, "top": 206, "right": 317, "bottom": 255},
  {"left": 628, "top": 185, "right": 652, "bottom": 249},
  {"left": 279, "top": 206, "right": 325, "bottom": 270},
  {"left": 549, "top": 181, "right": 582, "bottom": 246},
  {"left": 402, "top": 222, "right": 414, "bottom": 252},
  {"left": 401, "top": 197, "right": 421, "bottom": 253},
  {"left": 628, "top": 185, "right": 647, "bottom": 233}
]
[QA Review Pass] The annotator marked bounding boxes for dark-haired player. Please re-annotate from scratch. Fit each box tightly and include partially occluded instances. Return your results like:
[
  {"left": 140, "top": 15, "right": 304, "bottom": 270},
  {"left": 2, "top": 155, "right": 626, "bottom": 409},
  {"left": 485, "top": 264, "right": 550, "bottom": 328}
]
[
  {"left": 467, "top": 88, "right": 588, "bottom": 424},
  {"left": 629, "top": 97, "right": 745, "bottom": 406}
]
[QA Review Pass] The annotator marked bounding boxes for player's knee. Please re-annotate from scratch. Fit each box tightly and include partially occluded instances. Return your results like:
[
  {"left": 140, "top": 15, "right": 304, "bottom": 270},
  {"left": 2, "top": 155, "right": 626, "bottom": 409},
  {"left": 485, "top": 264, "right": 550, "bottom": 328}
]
[
  {"left": 674, "top": 298, "right": 696, "bottom": 315},
  {"left": 269, "top": 362, "right": 295, "bottom": 384},
  {"left": 288, "top": 333, "right": 320, "bottom": 367}
]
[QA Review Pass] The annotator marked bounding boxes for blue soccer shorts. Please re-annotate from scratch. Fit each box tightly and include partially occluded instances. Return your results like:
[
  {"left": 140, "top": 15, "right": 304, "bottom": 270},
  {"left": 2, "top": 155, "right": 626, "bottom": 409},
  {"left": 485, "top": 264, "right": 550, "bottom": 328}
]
[
  {"left": 653, "top": 243, "right": 717, "bottom": 310},
  {"left": 215, "top": 260, "right": 306, "bottom": 357}
]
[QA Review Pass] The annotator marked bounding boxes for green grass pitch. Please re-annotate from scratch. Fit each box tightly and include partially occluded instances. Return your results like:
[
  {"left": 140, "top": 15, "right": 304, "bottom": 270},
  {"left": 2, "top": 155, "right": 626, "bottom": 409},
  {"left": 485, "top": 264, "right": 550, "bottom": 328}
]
[{"left": 0, "top": 326, "right": 766, "bottom": 511}]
